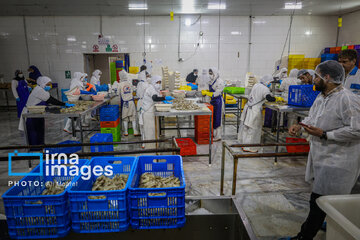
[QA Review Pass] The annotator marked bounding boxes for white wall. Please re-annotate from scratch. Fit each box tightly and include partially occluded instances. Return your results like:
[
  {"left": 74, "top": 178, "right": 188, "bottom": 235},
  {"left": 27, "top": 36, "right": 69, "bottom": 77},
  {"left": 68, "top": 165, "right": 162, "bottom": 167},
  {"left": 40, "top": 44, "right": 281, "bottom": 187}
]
[
  {"left": 0, "top": 15, "right": 337, "bottom": 91},
  {"left": 338, "top": 10, "right": 360, "bottom": 45}
]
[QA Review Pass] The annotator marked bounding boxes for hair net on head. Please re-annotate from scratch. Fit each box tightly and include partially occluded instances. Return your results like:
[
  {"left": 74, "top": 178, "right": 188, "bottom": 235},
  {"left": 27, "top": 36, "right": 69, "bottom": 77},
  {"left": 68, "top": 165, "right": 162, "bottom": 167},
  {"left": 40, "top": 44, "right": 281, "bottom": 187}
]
[
  {"left": 73, "top": 72, "right": 83, "bottom": 79},
  {"left": 315, "top": 60, "right": 345, "bottom": 84},
  {"left": 119, "top": 70, "right": 128, "bottom": 82},
  {"left": 259, "top": 74, "right": 273, "bottom": 85},
  {"left": 289, "top": 69, "right": 299, "bottom": 78},
  {"left": 209, "top": 67, "right": 219, "bottom": 80},
  {"left": 280, "top": 68, "right": 287, "bottom": 73},
  {"left": 151, "top": 75, "right": 162, "bottom": 86},
  {"left": 37, "top": 76, "right": 52, "bottom": 89},
  {"left": 297, "top": 69, "right": 309, "bottom": 78},
  {"left": 193, "top": 69, "right": 198, "bottom": 72},
  {"left": 92, "top": 69, "right": 102, "bottom": 78}
]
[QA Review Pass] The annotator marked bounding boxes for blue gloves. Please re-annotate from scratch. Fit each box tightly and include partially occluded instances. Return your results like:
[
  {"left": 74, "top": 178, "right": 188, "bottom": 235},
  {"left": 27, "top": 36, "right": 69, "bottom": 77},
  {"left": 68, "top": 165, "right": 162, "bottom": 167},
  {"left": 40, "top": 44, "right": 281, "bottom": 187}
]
[
  {"left": 16, "top": 98, "right": 20, "bottom": 102},
  {"left": 165, "top": 96, "right": 174, "bottom": 101},
  {"left": 80, "top": 90, "right": 95, "bottom": 95},
  {"left": 65, "top": 103, "right": 75, "bottom": 108},
  {"left": 187, "top": 83, "right": 198, "bottom": 90},
  {"left": 163, "top": 101, "right": 172, "bottom": 104},
  {"left": 28, "top": 86, "right": 32, "bottom": 92}
]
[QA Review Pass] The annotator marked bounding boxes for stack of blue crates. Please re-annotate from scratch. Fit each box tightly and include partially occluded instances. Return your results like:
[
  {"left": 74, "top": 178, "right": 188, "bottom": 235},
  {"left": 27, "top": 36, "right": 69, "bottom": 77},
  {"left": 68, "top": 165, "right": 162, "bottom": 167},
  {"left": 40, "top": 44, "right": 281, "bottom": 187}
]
[
  {"left": 321, "top": 53, "right": 338, "bottom": 62},
  {"left": 100, "top": 105, "right": 121, "bottom": 141},
  {"left": 90, "top": 133, "right": 114, "bottom": 153},
  {"left": 100, "top": 105, "right": 120, "bottom": 122}
]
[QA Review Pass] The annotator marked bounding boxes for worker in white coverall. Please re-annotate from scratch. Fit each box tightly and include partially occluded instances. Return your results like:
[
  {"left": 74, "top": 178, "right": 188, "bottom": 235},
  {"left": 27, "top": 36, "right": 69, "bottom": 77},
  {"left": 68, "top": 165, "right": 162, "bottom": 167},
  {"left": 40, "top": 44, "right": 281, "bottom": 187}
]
[
  {"left": 202, "top": 68, "right": 225, "bottom": 141},
  {"left": 281, "top": 60, "right": 360, "bottom": 240},
  {"left": 64, "top": 72, "right": 87, "bottom": 133},
  {"left": 141, "top": 75, "right": 173, "bottom": 148},
  {"left": 279, "top": 68, "right": 300, "bottom": 100},
  {"left": 275, "top": 67, "right": 288, "bottom": 79},
  {"left": 90, "top": 69, "right": 102, "bottom": 86},
  {"left": 238, "top": 75, "right": 277, "bottom": 152},
  {"left": 197, "top": 69, "right": 210, "bottom": 102},
  {"left": 136, "top": 65, "right": 150, "bottom": 141},
  {"left": 338, "top": 49, "right": 360, "bottom": 95},
  {"left": 117, "top": 70, "right": 139, "bottom": 136},
  {"left": 298, "top": 69, "right": 315, "bottom": 85}
]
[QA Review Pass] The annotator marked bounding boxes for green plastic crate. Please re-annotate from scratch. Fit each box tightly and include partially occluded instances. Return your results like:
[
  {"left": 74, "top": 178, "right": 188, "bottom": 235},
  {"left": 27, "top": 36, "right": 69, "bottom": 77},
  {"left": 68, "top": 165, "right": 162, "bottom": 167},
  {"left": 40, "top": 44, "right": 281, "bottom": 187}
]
[
  {"left": 223, "top": 87, "right": 245, "bottom": 94},
  {"left": 110, "top": 62, "right": 117, "bottom": 84},
  {"left": 101, "top": 125, "right": 121, "bottom": 142}
]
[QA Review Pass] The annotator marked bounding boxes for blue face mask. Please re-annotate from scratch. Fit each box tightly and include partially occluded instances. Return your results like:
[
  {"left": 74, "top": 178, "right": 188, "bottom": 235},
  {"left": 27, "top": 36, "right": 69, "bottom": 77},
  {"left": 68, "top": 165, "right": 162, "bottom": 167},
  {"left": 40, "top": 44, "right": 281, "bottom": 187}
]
[{"left": 44, "top": 86, "right": 51, "bottom": 91}]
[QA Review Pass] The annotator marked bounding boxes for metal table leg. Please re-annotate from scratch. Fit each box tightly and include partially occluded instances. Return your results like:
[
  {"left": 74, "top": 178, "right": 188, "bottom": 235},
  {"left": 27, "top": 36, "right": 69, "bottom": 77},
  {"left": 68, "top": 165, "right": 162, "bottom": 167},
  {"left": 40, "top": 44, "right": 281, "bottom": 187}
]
[
  {"left": 79, "top": 118, "right": 84, "bottom": 153},
  {"left": 71, "top": 117, "right": 76, "bottom": 138},
  {"left": 176, "top": 116, "right": 180, "bottom": 138},
  {"left": 22, "top": 115, "right": 31, "bottom": 169},
  {"left": 275, "top": 111, "right": 281, "bottom": 163},
  {"left": 236, "top": 96, "right": 240, "bottom": 133},
  {"left": 232, "top": 157, "right": 238, "bottom": 195},
  {"left": 220, "top": 142, "right": 226, "bottom": 195},
  {"left": 209, "top": 114, "right": 212, "bottom": 165}
]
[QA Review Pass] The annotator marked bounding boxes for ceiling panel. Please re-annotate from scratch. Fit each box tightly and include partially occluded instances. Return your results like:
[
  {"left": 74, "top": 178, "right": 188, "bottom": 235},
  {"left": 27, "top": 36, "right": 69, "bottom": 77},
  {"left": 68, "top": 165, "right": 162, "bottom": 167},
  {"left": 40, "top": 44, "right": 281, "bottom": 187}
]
[{"left": 0, "top": 0, "right": 359, "bottom": 16}]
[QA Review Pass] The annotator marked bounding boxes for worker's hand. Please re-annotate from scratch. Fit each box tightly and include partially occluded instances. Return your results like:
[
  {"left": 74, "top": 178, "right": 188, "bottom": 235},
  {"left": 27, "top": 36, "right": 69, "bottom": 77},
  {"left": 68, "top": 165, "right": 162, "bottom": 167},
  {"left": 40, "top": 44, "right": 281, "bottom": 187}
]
[
  {"left": 302, "top": 125, "right": 324, "bottom": 137},
  {"left": 165, "top": 96, "right": 174, "bottom": 101},
  {"left": 65, "top": 103, "right": 75, "bottom": 108},
  {"left": 16, "top": 98, "right": 20, "bottom": 102},
  {"left": 289, "top": 124, "right": 301, "bottom": 136},
  {"left": 275, "top": 96, "right": 285, "bottom": 102},
  {"left": 163, "top": 100, "right": 172, "bottom": 104}
]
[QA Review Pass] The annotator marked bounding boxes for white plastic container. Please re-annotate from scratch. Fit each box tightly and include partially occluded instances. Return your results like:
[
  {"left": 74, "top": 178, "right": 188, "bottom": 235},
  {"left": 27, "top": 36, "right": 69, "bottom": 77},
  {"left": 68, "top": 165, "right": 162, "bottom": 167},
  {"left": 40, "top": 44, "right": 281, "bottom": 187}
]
[
  {"left": 155, "top": 103, "right": 172, "bottom": 112},
  {"left": 317, "top": 194, "right": 360, "bottom": 240}
]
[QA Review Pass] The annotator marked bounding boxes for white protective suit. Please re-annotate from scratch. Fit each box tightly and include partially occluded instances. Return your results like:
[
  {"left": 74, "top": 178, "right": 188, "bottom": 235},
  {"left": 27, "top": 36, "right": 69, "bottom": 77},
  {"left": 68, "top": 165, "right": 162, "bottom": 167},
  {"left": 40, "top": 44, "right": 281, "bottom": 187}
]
[
  {"left": 302, "top": 86, "right": 360, "bottom": 195},
  {"left": 70, "top": 72, "right": 85, "bottom": 90},
  {"left": 18, "top": 76, "right": 52, "bottom": 131},
  {"left": 90, "top": 69, "right": 102, "bottom": 86},
  {"left": 208, "top": 68, "right": 225, "bottom": 140},
  {"left": 275, "top": 67, "right": 288, "bottom": 79},
  {"left": 117, "top": 70, "right": 138, "bottom": 136},
  {"left": 136, "top": 70, "right": 150, "bottom": 140},
  {"left": 238, "top": 75, "right": 273, "bottom": 152},
  {"left": 279, "top": 68, "right": 300, "bottom": 100},
  {"left": 343, "top": 66, "right": 360, "bottom": 95},
  {"left": 142, "top": 75, "right": 162, "bottom": 149}
]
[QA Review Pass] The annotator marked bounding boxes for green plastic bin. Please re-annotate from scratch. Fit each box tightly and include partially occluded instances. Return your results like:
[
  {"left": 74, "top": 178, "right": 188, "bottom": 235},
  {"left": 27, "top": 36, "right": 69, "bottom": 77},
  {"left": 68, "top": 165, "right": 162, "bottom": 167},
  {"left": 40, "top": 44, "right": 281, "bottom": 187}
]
[
  {"left": 223, "top": 87, "right": 245, "bottom": 94},
  {"left": 101, "top": 124, "right": 121, "bottom": 142}
]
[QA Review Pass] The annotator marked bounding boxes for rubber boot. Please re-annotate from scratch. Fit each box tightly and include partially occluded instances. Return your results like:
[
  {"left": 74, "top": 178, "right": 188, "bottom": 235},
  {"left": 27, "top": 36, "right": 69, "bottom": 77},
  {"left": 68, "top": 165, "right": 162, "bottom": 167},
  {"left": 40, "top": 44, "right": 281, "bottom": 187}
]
[
  {"left": 123, "top": 121, "right": 128, "bottom": 136},
  {"left": 214, "top": 126, "right": 222, "bottom": 141},
  {"left": 64, "top": 118, "right": 72, "bottom": 134},
  {"left": 132, "top": 121, "right": 140, "bottom": 136}
]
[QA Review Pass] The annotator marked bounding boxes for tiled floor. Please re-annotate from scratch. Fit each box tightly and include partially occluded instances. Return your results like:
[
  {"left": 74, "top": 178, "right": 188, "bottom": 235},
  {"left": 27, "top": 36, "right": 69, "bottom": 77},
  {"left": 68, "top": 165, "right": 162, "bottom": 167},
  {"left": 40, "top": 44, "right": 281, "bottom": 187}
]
[{"left": 1, "top": 110, "right": 357, "bottom": 239}]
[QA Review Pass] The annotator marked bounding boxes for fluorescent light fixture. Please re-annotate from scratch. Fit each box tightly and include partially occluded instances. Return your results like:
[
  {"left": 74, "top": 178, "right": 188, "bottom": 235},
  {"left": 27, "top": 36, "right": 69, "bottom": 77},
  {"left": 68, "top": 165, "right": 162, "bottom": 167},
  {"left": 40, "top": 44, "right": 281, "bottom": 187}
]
[
  {"left": 67, "top": 36, "right": 76, "bottom": 42},
  {"left": 148, "top": 39, "right": 152, "bottom": 44},
  {"left": 81, "top": 45, "right": 87, "bottom": 49},
  {"left": 284, "top": 2, "right": 302, "bottom": 9},
  {"left": 208, "top": 3, "right": 226, "bottom": 9},
  {"left": 82, "top": 41, "right": 87, "bottom": 44},
  {"left": 182, "top": 0, "right": 195, "bottom": 13},
  {"left": 129, "top": 3, "right": 148, "bottom": 10},
  {"left": 305, "top": 30, "right": 312, "bottom": 35},
  {"left": 185, "top": 18, "right": 191, "bottom": 26},
  {"left": 136, "top": 22, "right": 150, "bottom": 26},
  {"left": 253, "top": 20, "right": 266, "bottom": 24},
  {"left": 231, "top": 31, "right": 241, "bottom": 35}
]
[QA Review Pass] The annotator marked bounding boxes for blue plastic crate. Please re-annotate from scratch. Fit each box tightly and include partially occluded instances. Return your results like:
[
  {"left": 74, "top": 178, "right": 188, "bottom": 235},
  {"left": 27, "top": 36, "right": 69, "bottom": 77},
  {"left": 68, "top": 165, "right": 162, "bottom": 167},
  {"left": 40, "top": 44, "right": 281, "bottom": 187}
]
[
  {"left": 2, "top": 159, "right": 88, "bottom": 239},
  {"left": 129, "top": 155, "right": 186, "bottom": 230},
  {"left": 68, "top": 157, "right": 137, "bottom": 233},
  {"left": 288, "top": 85, "right": 320, "bottom": 107},
  {"left": 100, "top": 105, "right": 120, "bottom": 122},
  {"left": 61, "top": 89, "right": 69, "bottom": 102},
  {"left": 45, "top": 140, "right": 81, "bottom": 155},
  {"left": 321, "top": 53, "right": 338, "bottom": 62},
  {"left": 90, "top": 133, "right": 114, "bottom": 153}
]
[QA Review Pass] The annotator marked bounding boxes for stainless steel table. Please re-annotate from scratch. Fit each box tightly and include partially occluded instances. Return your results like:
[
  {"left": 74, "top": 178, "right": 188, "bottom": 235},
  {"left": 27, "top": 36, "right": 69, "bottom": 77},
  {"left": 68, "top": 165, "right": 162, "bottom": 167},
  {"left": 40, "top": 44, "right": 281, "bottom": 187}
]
[
  {"left": 22, "top": 99, "right": 111, "bottom": 152},
  {"left": 263, "top": 103, "right": 310, "bottom": 162},
  {"left": 223, "top": 93, "right": 249, "bottom": 133},
  {"left": 155, "top": 103, "right": 213, "bottom": 164}
]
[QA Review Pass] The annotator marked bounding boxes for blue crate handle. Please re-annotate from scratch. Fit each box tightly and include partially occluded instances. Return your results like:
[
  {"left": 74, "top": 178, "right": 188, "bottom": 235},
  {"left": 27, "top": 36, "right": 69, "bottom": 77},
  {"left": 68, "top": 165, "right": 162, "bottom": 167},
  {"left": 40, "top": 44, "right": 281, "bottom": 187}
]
[
  {"left": 24, "top": 202, "right": 43, "bottom": 207},
  {"left": 88, "top": 196, "right": 107, "bottom": 201},
  {"left": 148, "top": 192, "right": 167, "bottom": 198}
]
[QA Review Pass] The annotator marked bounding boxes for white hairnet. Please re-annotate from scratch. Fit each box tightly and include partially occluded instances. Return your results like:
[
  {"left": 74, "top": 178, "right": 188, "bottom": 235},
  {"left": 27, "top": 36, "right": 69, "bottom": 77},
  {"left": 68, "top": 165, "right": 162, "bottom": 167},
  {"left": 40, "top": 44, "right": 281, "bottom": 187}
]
[
  {"left": 289, "top": 69, "right": 299, "bottom": 78},
  {"left": 259, "top": 74, "right": 273, "bottom": 85},
  {"left": 280, "top": 68, "right": 288, "bottom": 74},
  {"left": 92, "top": 69, "right": 102, "bottom": 79},
  {"left": 315, "top": 60, "right": 345, "bottom": 84},
  {"left": 297, "top": 69, "right": 309, "bottom": 78},
  {"left": 151, "top": 75, "right": 162, "bottom": 86},
  {"left": 138, "top": 71, "right": 146, "bottom": 81},
  {"left": 37, "top": 76, "right": 52, "bottom": 89},
  {"left": 118, "top": 70, "right": 128, "bottom": 82},
  {"left": 73, "top": 72, "right": 83, "bottom": 79}
]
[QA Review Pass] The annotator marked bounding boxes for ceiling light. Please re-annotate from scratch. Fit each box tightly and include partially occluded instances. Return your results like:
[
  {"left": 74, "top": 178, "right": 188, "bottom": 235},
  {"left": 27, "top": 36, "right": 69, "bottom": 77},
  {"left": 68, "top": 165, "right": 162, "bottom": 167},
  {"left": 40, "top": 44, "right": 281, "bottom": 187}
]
[
  {"left": 284, "top": 2, "right": 302, "bottom": 9},
  {"left": 305, "top": 30, "right": 312, "bottom": 35},
  {"left": 231, "top": 31, "right": 241, "bottom": 35},
  {"left": 208, "top": 3, "right": 226, "bottom": 9},
  {"left": 136, "top": 22, "right": 150, "bottom": 25},
  {"left": 185, "top": 18, "right": 191, "bottom": 26},
  {"left": 67, "top": 36, "right": 76, "bottom": 42},
  {"left": 182, "top": 0, "right": 195, "bottom": 13},
  {"left": 129, "top": 3, "right": 148, "bottom": 10},
  {"left": 253, "top": 20, "right": 266, "bottom": 24}
]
